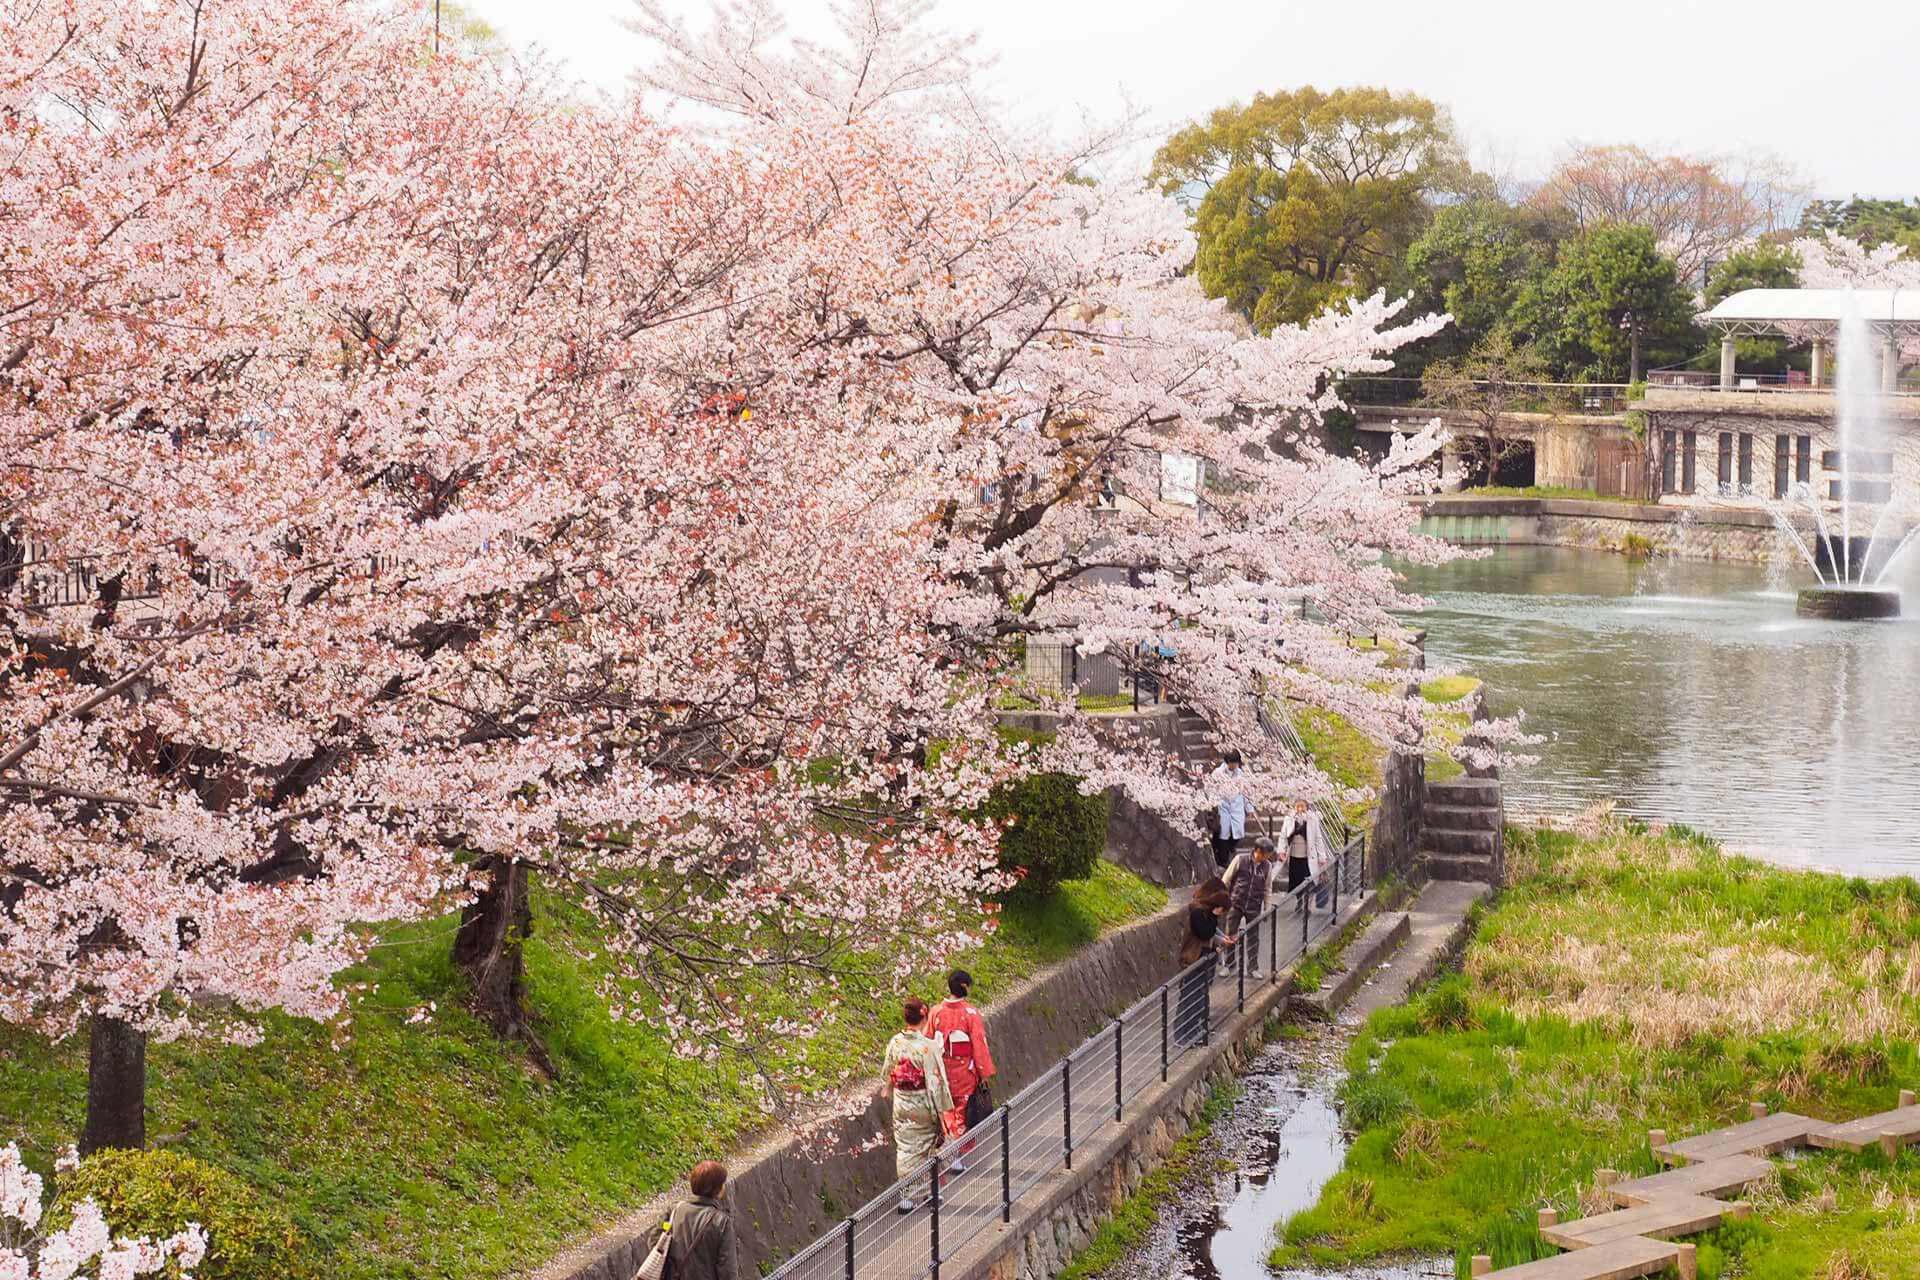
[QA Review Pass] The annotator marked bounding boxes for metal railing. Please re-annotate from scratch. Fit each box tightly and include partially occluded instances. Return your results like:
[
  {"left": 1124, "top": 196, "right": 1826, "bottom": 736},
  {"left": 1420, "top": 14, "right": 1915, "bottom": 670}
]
[
  {"left": 765, "top": 834, "right": 1368, "bottom": 1280},
  {"left": 1339, "top": 376, "right": 1635, "bottom": 415}
]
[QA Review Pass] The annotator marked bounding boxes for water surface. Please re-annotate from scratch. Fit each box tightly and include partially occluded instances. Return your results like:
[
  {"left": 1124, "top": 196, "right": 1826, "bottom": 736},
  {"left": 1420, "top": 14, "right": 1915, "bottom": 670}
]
[{"left": 1399, "top": 547, "right": 1920, "bottom": 878}]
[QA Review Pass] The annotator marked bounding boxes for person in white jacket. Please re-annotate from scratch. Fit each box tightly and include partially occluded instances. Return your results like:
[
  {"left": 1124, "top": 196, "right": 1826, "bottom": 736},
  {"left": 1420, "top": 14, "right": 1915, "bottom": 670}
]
[{"left": 1277, "top": 800, "right": 1330, "bottom": 900}]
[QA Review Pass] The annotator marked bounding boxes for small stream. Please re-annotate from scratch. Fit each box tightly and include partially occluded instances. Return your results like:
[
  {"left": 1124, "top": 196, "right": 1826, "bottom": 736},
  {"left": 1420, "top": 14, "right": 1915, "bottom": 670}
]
[{"left": 1104, "top": 1020, "right": 1442, "bottom": 1280}]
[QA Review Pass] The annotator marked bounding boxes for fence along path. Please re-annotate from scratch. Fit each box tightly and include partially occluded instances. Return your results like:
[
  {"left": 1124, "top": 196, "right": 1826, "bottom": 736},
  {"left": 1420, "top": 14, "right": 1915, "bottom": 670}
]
[{"left": 768, "top": 836, "right": 1369, "bottom": 1280}]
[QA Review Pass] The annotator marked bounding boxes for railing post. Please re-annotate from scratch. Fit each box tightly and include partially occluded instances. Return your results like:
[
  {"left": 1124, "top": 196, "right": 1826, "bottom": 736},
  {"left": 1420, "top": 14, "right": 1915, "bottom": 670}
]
[
  {"left": 1236, "top": 921, "right": 1246, "bottom": 1013},
  {"left": 1113, "top": 1020, "right": 1124, "bottom": 1121},
  {"left": 1333, "top": 853, "right": 1341, "bottom": 924},
  {"left": 1269, "top": 902, "right": 1278, "bottom": 982},
  {"left": 844, "top": 1216, "right": 855, "bottom": 1280},
  {"left": 1160, "top": 985, "right": 1170, "bottom": 1082},
  {"left": 1000, "top": 1104, "right": 1012, "bottom": 1224},
  {"left": 1062, "top": 1058, "right": 1074, "bottom": 1169},
  {"left": 929, "top": 1155, "right": 941, "bottom": 1280},
  {"left": 1300, "top": 888, "right": 1309, "bottom": 949},
  {"left": 1202, "top": 969, "right": 1213, "bottom": 1047}
]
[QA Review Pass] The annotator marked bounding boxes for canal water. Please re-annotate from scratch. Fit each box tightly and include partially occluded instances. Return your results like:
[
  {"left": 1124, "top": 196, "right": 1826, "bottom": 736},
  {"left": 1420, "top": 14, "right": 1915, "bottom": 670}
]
[
  {"left": 1115, "top": 1023, "right": 1442, "bottom": 1280},
  {"left": 1397, "top": 546, "right": 1920, "bottom": 879}
]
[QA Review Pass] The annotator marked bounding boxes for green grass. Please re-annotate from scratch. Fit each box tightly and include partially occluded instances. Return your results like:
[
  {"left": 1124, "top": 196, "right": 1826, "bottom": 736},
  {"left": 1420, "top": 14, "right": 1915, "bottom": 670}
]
[
  {"left": 0, "top": 863, "right": 1164, "bottom": 1280},
  {"left": 1056, "top": 1078, "right": 1240, "bottom": 1280},
  {"left": 1272, "top": 822, "right": 1920, "bottom": 1279},
  {"left": 1421, "top": 675, "right": 1480, "bottom": 705}
]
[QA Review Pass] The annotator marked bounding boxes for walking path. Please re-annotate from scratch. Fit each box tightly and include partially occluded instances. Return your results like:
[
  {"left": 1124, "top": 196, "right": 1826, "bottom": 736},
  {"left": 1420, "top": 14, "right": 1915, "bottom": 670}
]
[{"left": 1470, "top": 1093, "right": 1920, "bottom": 1279}]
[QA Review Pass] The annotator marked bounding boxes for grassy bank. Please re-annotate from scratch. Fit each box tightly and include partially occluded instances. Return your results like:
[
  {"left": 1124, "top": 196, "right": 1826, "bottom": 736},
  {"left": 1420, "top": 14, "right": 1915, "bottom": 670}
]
[
  {"left": 0, "top": 863, "right": 1164, "bottom": 1280},
  {"left": 1294, "top": 675, "right": 1480, "bottom": 823},
  {"left": 1273, "top": 822, "right": 1920, "bottom": 1279}
]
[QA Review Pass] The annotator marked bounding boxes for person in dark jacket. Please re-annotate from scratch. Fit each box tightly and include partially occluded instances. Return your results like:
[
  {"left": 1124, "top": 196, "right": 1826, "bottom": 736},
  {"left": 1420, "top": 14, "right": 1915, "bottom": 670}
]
[
  {"left": 648, "top": 1161, "right": 741, "bottom": 1280},
  {"left": 1175, "top": 878, "right": 1232, "bottom": 1046}
]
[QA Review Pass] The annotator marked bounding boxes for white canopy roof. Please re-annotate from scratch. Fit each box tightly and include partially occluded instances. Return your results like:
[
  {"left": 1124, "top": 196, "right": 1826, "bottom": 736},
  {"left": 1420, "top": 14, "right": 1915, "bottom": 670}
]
[{"left": 1702, "top": 288, "right": 1920, "bottom": 337}]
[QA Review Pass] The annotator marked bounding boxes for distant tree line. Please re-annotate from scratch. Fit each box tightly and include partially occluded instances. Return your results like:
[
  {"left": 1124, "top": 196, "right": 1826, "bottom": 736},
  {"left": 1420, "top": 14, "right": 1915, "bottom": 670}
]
[{"left": 1154, "top": 86, "right": 1919, "bottom": 391}]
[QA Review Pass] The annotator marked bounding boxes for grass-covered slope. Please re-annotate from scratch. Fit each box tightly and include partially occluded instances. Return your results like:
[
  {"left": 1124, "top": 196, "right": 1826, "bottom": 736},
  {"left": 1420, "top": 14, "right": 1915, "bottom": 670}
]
[
  {"left": 1276, "top": 822, "right": 1920, "bottom": 1280},
  {"left": 0, "top": 863, "right": 1165, "bottom": 1280}
]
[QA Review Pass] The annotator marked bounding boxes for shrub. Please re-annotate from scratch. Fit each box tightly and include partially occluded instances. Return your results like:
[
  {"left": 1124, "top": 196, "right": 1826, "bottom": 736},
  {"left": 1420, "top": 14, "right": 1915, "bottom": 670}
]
[
  {"left": 52, "top": 1148, "right": 307, "bottom": 1280},
  {"left": 1341, "top": 1073, "right": 1412, "bottom": 1130},
  {"left": 983, "top": 772, "right": 1107, "bottom": 897}
]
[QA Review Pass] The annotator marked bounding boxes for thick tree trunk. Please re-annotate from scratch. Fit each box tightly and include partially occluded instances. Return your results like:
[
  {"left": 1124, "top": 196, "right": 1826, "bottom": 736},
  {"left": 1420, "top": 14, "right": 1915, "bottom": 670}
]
[
  {"left": 80, "top": 1014, "right": 146, "bottom": 1154},
  {"left": 452, "top": 855, "right": 551, "bottom": 1072}
]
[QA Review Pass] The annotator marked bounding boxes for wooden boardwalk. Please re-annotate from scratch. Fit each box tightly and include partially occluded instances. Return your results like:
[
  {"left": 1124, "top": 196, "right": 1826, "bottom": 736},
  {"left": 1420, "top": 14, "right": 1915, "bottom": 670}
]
[{"left": 1471, "top": 1092, "right": 1917, "bottom": 1279}]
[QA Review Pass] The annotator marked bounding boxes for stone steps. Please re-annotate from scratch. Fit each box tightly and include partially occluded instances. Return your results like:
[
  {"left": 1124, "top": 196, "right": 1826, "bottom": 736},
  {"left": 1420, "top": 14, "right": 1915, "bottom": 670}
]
[
  {"left": 1429, "top": 826, "right": 1499, "bottom": 857},
  {"left": 1426, "top": 803, "right": 1500, "bottom": 832},
  {"left": 1426, "top": 776, "right": 1502, "bottom": 807},
  {"left": 1425, "top": 852, "right": 1498, "bottom": 883}
]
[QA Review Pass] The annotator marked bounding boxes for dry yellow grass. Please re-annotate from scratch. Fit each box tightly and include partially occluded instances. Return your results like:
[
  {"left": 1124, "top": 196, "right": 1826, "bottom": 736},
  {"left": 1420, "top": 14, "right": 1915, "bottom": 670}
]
[{"left": 1465, "top": 822, "right": 1920, "bottom": 1049}]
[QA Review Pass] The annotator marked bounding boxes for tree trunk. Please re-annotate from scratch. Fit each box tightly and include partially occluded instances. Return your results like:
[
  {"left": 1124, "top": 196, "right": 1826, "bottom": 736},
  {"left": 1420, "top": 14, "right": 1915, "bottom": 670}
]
[
  {"left": 452, "top": 855, "right": 551, "bottom": 1072},
  {"left": 80, "top": 1014, "right": 146, "bottom": 1154}
]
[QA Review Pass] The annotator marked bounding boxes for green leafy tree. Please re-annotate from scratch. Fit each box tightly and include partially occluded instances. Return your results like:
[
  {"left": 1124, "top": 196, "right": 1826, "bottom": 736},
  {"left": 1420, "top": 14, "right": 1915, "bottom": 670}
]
[
  {"left": 1151, "top": 86, "right": 1463, "bottom": 331},
  {"left": 1512, "top": 226, "right": 1699, "bottom": 382},
  {"left": 1393, "top": 197, "right": 1570, "bottom": 369},
  {"left": 1799, "top": 197, "right": 1920, "bottom": 252},
  {"left": 1706, "top": 241, "right": 1802, "bottom": 373}
]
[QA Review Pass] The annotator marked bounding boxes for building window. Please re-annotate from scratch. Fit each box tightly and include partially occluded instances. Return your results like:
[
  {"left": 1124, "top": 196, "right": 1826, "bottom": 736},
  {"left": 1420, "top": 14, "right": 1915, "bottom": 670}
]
[
  {"left": 1682, "top": 431, "right": 1697, "bottom": 493},
  {"left": 1775, "top": 434, "right": 1791, "bottom": 498},
  {"left": 1661, "top": 430, "right": 1677, "bottom": 494},
  {"left": 1796, "top": 436, "right": 1812, "bottom": 485},
  {"left": 1738, "top": 433, "right": 1754, "bottom": 491},
  {"left": 1717, "top": 432, "right": 1734, "bottom": 489}
]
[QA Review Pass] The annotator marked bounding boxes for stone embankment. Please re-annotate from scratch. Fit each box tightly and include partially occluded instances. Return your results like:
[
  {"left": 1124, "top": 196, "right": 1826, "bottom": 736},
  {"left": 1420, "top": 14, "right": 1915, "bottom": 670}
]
[{"left": 1415, "top": 496, "right": 1787, "bottom": 562}]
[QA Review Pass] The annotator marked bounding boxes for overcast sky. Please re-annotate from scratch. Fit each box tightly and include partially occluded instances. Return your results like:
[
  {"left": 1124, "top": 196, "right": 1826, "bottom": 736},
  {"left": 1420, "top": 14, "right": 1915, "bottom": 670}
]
[{"left": 463, "top": 0, "right": 1919, "bottom": 199}]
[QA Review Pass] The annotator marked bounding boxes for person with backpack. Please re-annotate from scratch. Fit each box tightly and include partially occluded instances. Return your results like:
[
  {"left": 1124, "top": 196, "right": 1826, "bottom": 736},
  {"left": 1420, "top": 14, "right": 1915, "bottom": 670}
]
[
  {"left": 927, "top": 969, "right": 996, "bottom": 1172},
  {"left": 881, "top": 997, "right": 952, "bottom": 1213},
  {"left": 1221, "top": 836, "right": 1277, "bottom": 976},
  {"left": 635, "top": 1161, "right": 741, "bottom": 1280}
]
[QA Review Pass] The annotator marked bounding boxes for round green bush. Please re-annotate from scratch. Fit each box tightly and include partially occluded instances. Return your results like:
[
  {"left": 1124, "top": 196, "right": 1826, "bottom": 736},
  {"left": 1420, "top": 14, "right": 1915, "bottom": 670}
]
[
  {"left": 983, "top": 772, "right": 1108, "bottom": 896},
  {"left": 52, "top": 1147, "right": 307, "bottom": 1280}
]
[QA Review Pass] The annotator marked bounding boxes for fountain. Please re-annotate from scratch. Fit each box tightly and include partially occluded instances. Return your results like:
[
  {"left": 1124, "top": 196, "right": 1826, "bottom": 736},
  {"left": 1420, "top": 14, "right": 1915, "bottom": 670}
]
[{"left": 1789, "top": 296, "right": 1905, "bottom": 619}]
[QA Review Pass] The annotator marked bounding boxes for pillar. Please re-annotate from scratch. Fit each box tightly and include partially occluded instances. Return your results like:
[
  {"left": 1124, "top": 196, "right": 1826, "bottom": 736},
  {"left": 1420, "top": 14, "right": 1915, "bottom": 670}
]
[
  {"left": 1885, "top": 337, "right": 1902, "bottom": 393},
  {"left": 1719, "top": 335, "right": 1737, "bottom": 390},
  {"left": 1811, "top": 337, "right": 1825, "bottom": 388}
]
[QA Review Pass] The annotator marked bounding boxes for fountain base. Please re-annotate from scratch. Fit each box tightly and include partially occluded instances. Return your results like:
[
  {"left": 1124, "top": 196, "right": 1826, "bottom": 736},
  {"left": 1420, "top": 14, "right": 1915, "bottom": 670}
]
[{"left": 1797, "top": 585, "right": 1902, "bottom": 620}]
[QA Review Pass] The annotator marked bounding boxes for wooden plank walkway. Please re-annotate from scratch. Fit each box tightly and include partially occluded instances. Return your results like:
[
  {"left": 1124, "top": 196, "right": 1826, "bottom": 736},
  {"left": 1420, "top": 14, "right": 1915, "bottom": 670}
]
[
  {"left": 1476, "top": 1093, "right": 1916, "bottom": 1278},
  {"left": 1541, "top": 1196, "right": 1727, "bottom": 1250},
  {"left": 1605, "top": 1154, "right": 1771, "bottom": 1207},
  {"left": 1477, "top": 1235, "right": 1681, "bottom": 1280},
  {"left": 1808, "top": 1097, "right": 1920, "bottom": 1154},
  {"left": 1652, "top": 1112, "right": 1819, "bottom": 1166}
]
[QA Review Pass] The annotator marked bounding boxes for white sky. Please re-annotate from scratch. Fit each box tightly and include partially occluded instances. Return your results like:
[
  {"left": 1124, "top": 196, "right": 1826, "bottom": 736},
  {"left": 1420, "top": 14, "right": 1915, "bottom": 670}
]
[{"left": 464, "top": 0, "right": 1920, "bottom": 198}]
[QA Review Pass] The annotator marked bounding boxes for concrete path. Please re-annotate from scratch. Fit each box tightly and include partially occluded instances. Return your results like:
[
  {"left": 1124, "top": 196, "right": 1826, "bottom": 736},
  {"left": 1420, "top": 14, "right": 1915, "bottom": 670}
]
[{"left": 1340, "top": 879, "right": 1491, "bottom": 1022}]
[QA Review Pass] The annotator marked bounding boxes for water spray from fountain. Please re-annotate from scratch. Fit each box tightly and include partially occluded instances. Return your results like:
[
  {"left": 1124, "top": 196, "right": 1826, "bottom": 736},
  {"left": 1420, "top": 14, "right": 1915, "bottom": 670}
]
[{"left": 1792, "top": 292, "right": 1906, "bottom": 617}]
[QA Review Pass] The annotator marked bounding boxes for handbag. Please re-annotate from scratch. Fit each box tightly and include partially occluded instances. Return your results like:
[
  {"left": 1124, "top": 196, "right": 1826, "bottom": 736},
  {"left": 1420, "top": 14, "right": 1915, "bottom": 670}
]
[
  {"left": 634, "top": 1205, "right": 679, "bottom": 1280},
  {"left": 964, "top": 1081, "right": 995, "bottom": 1131}
]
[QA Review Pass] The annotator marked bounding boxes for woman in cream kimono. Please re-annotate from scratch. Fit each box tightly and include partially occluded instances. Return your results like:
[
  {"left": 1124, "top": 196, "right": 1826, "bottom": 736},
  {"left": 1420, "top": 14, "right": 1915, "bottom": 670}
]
[{"left": 881, "top": 996, "right": 953, "bottom": 1214}]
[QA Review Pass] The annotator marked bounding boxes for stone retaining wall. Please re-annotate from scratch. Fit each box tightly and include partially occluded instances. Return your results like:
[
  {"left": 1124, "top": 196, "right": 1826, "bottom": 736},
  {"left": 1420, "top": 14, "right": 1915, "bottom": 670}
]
[
  {"left": 1416, "top": 497, "right": 1792, "bottom": 564},
  {"left": 1371, "top": 748, "right": 1425, "bottom": 885},
  {"left": 540, "top": 901, "right": 1190, "bottom": 1280}
]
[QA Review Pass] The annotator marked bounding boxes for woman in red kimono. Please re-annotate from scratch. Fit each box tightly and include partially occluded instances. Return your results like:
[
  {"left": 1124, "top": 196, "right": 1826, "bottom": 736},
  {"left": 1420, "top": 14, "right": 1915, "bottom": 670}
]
[{"left": 928, "top": 969, "right": 995, "bottom": 1171}]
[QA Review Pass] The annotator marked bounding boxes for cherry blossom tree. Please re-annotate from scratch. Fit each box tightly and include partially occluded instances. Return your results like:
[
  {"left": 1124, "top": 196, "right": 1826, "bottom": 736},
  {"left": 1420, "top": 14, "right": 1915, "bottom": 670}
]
[
  {"left": 628, "top": 0, "right": 1518, "bottom": 841},
  {"left": 5, "top": 0, "right": 1019, "bottom": 1139}
]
